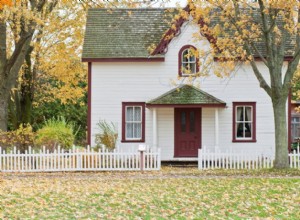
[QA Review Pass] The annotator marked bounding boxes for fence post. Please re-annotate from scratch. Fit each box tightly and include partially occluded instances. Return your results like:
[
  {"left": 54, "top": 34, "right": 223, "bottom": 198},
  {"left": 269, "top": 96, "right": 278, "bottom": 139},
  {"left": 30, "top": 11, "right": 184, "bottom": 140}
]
[
  {"left": 138, "top": 144, "right": 146, "bottom": 171},
  {"left": 157, "top": 148, "right": 161, "bottom": 170},
  {"left": 198, "top": 148, "right": 201, "bottom": 170}
]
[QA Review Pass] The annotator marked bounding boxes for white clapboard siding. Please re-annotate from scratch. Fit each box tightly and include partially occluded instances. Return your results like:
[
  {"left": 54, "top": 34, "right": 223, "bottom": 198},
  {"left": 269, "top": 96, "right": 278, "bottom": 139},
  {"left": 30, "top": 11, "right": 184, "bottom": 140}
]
[
  {"left": 199, "top": 146, "right": 300, "bottom": 170},
  {"left": 90, "top": 22, "right": 276, "bottom": 161},
  {"left": 0, "top": 146, "right": 161, "bottom": 172}
]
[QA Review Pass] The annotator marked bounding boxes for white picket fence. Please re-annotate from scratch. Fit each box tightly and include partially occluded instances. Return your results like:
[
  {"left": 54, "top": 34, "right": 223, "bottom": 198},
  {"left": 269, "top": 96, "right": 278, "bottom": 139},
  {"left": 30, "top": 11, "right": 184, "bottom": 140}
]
[
  {"left": 0, "top": 146, "right": 161, "bottom": 172},
  {"left": 198, "top": 146, "right": 300, "bottom": 170}
]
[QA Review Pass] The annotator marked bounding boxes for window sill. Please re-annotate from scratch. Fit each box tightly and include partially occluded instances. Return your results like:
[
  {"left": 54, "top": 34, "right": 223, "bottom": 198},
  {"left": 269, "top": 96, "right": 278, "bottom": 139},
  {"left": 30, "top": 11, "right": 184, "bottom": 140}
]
[
  {"left": 179, "top": 74, "right": 197, "bottom": 77},
  {"left": 121, "top": 139, "right": 145, "bottom": 143},
  {"left": 232, "top": 139, "right": 257, "bottom": 143}
]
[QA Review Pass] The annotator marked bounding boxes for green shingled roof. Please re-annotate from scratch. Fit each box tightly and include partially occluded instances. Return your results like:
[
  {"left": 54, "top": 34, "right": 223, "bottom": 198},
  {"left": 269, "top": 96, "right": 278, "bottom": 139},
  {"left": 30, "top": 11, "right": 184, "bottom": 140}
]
[
  {"left": 82, "top": 8, "right": 295, "bottom": 59},
  {"left": 82, "top": 8, "right": 172, "bottom": 59},
  {"left": 147, "top": 85, "right": 226, "bottom": 105}
]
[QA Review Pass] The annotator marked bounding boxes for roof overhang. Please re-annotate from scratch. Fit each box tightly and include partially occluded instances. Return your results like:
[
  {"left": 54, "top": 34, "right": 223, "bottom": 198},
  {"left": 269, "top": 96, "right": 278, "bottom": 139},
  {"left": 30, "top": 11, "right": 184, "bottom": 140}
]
[
  {"left": 146, "top": 103, "right": 226, "bottom": 108},
  {"left": 146, "top": 85, "right": 226, "bottom": 108},
  {"left": 82, "top": 57, "right": 165, "bottom": 62}
]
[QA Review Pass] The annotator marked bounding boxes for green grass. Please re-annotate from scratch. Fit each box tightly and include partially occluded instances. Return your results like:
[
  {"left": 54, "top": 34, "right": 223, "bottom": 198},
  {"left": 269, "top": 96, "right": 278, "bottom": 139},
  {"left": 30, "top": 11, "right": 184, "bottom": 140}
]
[{"left": 0, "top": 168, "right": 300, "bottom": 219}]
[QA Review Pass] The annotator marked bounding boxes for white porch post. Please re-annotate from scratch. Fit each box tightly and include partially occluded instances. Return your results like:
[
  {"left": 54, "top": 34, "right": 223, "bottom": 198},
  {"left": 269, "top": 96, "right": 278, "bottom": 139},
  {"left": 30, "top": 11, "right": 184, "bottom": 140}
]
[
  {"left": 153, "top": 108, "right": 158, "bottom": 148},
  {"left": 215, "top": 108, "right": 219, "bottom": 147}
]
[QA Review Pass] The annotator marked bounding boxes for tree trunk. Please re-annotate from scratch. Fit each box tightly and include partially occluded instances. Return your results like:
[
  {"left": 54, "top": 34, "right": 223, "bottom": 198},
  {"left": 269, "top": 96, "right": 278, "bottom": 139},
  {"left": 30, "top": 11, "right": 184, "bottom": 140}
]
[
  {"left": 0, "top": 20, "right": 7, "bottom": 131},
  {"left": 20, "top": 46, "right": 34, "bottom": 125},
  {"left": 272, "top": 97, "right": 289, "bottom": 168},
  {"left": 0, "top": 89, "right": 9, "bottom": 131}
]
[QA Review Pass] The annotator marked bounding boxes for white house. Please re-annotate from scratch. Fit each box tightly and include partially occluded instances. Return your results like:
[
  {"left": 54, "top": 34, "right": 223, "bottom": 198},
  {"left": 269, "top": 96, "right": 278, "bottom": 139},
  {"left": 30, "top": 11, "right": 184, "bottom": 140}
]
[{"left": 82, "top": 7, "right": 292, "bottom": 161}]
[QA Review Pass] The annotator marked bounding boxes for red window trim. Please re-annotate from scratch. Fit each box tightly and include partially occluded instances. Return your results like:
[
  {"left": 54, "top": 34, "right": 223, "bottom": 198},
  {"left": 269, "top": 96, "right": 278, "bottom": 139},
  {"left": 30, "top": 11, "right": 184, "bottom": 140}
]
[
  {"left": 232, "top": 102, "right": 257, "bottom": 143},
  {"left": 121, "top": 102, "right": 145, "bottom": 143},
  {"left": 178, "top": 45, "right": 199, "bottom": 77}
]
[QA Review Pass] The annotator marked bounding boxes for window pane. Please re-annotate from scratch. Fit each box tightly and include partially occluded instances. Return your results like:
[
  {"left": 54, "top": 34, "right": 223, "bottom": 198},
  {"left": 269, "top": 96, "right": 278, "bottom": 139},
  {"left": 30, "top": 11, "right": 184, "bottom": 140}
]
[
  {"left": 189, "top": 52, "right": 196, "bottom": 62},
  {"left": 134, "top": 123, "right": 142, "bottom": 138},
  {"left": 182, "top": 63, "right": 188, "bottom": 74},
  {"left": 245, "top": 107, "right": 252, "bottom": 121},
  {"left": 182, "top": 50, "right": 189, "bottom": 62},
  {"left": 245, "top": 123, "right": 252, "bottom": 138},
  {"left": 190, "top": 62, "right": 196, "bottom": 73},
  {"left": 126, "top": 107, "right": 133, "bottom": 121},
  {"left": 236, "top": 107, "right": 243, "bottom": 121},
  {"left": 126, "top": 123, "right": 133, "bottom": 138},
  {"left": 292, "top": 117, "right": 300, "bottom": 123},
  {"left": 236, "top": 122, "right": 243, "bottom": 138},
  {"left": 190, "top": 111, "right": 195, "bottom": 132},
  {"left": 134, "top": 107, "right": 141, "bottom": 121},
  {"left": 181, "top": 112, "right": 186, "bottom": 132}
]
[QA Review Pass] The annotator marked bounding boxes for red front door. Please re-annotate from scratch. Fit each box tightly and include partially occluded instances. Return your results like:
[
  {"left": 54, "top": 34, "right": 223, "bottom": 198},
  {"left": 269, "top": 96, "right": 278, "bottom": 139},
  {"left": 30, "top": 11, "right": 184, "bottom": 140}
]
[{"left": 174, "top": 108, "right": 201, "bottom": 157}]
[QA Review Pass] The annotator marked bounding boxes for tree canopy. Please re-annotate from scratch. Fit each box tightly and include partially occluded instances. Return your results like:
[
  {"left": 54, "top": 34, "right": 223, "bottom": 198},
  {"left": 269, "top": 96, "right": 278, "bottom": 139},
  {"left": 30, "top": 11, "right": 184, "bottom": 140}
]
[{"left": 180, "top": 0, "right": 300, "bottom": 168}]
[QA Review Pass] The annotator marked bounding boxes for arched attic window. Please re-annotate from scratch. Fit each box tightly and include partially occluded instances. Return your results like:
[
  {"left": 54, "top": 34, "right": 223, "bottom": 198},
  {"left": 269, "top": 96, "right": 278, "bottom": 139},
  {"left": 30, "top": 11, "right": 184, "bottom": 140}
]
[{"left": 178, "top": 45, "right": 199, "bottom": 77}]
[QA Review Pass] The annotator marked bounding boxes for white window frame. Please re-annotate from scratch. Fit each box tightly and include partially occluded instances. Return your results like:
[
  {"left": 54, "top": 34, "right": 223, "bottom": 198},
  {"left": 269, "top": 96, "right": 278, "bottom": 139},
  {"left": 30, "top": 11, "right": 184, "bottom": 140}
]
[
  {"left": 291, "top": 115, "right": 300, "bottom": 142},
  {"left": 125, "top": 106, "right": 142, "bottom": 140},
  {"left": 235, "top": 105, "right": 253, "bottom": 140},
  {"left": 181, "top": 48, "right": 197, "bottom": 76}
]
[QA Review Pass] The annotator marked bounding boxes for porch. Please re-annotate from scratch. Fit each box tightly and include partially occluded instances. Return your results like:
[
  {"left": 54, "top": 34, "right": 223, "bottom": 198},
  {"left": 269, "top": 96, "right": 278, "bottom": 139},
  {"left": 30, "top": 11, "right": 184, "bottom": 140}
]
[{"left": 146, "top": 85, "right": 226, "bottom": 161}]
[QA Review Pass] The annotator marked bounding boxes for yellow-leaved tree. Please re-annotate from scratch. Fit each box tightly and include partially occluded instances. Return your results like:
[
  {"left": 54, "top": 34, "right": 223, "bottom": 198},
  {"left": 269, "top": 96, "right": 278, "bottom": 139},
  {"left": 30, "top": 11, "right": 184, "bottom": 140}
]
[
  {"left": 181, "top": 0, "right": 300, "bottom": 168},
  {"left": 1, "top": 0, "right": 160, "bottom": 131},
  {"left": 0, "top": 0, "right": 54, "bottom": 131},
  {"left": 9, "top": 0, "right": 87, "bottom": 129}
]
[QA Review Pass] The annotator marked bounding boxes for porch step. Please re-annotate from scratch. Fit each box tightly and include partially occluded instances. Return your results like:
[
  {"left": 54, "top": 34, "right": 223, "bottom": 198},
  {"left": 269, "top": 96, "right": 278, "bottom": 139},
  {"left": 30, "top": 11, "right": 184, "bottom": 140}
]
[{"left": 161, "top": 161, "right": 198, "bottom": 167}]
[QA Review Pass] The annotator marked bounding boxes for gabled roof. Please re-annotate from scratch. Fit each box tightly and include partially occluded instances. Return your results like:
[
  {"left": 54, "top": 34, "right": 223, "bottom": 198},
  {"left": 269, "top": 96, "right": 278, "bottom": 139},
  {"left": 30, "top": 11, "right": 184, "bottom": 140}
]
[
  {"left": 146, "top": 85, "right": 226, "bottom": 107},
  {"left": 82, "top": 8, "right": 172, "bottom": 60},
  {"left": 82, "top": 7, "right": 295, "bottom": 61}
]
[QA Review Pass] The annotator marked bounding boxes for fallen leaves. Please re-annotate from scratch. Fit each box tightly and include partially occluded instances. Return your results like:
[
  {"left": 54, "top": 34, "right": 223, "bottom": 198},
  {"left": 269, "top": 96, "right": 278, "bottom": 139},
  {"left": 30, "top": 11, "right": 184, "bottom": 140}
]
[{"left": 0, "top": 168, "right": 299, "bottom": 219}]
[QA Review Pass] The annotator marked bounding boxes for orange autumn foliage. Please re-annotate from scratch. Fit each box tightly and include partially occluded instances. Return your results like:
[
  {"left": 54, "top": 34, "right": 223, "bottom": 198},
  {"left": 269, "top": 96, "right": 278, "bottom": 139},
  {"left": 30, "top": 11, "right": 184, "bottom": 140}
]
[{"left": 0, "top": 0, "right": 12, "bottom": 9}]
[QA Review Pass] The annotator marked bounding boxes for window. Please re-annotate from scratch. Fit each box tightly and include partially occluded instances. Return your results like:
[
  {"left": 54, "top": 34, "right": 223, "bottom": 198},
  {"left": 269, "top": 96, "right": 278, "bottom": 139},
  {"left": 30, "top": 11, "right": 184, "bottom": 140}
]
[
  {"left": 178, "top": 45, "right": 199, "bottom": 76},
  {"left": 232, "top": 102, "right": 256, "bottom": 142},
  {"left": 122, "top": 102, "right": 145, "bottom": 142},
  {"left": 291, "top": 115, "right": 300, "bottom": 142}
]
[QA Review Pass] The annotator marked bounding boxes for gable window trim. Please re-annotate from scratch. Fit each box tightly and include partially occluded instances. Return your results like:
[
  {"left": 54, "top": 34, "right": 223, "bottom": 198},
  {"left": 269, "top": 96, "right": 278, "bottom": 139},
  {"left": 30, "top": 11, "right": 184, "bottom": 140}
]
[
  {"left": 121, "top": 102, "right": 145, "bottom": 143},
  {"left": 178, "top": 45, "right": 199, "bottom": 77},
  {"left": 232, "top": 102, "right": 257, "bottom": 143}
]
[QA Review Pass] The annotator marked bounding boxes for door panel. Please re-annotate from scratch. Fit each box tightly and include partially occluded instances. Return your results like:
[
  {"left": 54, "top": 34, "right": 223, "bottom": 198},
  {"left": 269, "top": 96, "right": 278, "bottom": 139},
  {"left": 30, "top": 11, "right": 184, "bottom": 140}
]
[{"left": 174, "top": 108, "right": 201, "bottom": 157}]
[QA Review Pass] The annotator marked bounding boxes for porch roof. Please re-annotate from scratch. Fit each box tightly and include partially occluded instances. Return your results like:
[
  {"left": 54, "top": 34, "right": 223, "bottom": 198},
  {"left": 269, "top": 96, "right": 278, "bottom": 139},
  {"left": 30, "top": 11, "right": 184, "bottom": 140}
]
[{"left": 146, "top": 85, "right": 226, "bottom": 108}]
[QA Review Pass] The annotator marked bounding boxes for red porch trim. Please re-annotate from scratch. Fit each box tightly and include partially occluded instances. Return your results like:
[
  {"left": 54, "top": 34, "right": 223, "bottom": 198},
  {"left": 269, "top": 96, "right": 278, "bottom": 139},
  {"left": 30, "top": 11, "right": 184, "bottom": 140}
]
[
  {"left": 232, "top": 102, "right": 257, "bottom": 143},
  {"left": 82, "top": 57, "right": 165, "bottom": 62},
  {"left": 146, "top": 103, "right": 226, "bottom": 108},
  {"left": 87, "top": 62, "right": 92, "bottom": 146},
  {"left": 121, "top": 102, "right": 146, "bottom": 143}
]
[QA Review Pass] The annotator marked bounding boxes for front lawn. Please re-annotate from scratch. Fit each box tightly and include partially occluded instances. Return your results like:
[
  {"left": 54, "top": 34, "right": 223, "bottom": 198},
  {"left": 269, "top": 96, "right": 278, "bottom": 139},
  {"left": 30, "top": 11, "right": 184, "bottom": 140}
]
[{"left": 0, "top": 168, "right": 299, "bottom": 219}]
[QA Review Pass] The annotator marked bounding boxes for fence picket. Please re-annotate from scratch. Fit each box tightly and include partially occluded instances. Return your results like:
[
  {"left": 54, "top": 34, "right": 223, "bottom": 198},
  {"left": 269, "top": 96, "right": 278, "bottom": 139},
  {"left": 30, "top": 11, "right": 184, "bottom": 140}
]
[
  {"left": 0, "top": 146, "right": 160, "bottom": 172},
  {"left": 198, "top": 146, "right": 300, "bottom": 170}
]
